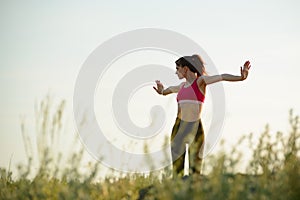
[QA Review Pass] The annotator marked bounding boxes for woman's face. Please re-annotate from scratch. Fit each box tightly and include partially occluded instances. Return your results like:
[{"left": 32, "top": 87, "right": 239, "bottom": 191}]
[{"left": 175, "top": 65, "right": 185, "bottom": 79}]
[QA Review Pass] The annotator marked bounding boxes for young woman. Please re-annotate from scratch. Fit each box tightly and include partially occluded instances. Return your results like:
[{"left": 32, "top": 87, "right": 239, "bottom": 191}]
[{"left": 153, "top": 54, "right": 251, "bottom": 176}]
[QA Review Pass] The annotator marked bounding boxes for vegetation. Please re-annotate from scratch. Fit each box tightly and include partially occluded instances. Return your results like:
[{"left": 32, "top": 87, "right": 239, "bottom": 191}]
[{"left": 1, "top": 97, "right": 299, "bottom": 199}]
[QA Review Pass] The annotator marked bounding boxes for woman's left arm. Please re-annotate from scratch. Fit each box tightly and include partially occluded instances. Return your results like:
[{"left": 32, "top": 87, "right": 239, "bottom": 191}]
[{"left": 199, "top": 61, "right": 251, "bottom": 85}]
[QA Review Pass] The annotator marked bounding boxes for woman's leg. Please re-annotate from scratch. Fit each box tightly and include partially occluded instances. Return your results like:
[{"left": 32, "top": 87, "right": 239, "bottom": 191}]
[
  {"left": 171, "top": 118, "right": 200, "bottom": 176},
  {"left": 172, "top": 150, "right": 185, "bottom": 175},
  {"left": 189, "top": 120, "right": 205, "bottom": 174},
  {"left": 171, "top": 118, "right": 185, "bottom": 176}
]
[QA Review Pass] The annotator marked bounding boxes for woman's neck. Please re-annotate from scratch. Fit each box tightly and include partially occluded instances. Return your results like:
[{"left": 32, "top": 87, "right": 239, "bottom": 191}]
[{"left": 185, "top": 73, "right": 197, "bottom": 83}]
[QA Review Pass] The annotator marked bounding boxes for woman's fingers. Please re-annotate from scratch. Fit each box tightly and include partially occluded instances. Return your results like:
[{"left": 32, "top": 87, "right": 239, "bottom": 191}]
[
  {"left": 240, "top": 61, "right": 251, "bottom": 80},
  {"left": 154, "top": 80, "right": 163, "bottom": 93},
  {"left": 155, "top": 80, "right": 163, "bottom": 86},
  {"left": 244, "top": 61, "right": 251, "bottom": 70},
  {"left": 244, "top": 60, "right": 250, "bottom": 67},
  {"left": 153, "top": 86, "right": 160, "bottom": 94}
]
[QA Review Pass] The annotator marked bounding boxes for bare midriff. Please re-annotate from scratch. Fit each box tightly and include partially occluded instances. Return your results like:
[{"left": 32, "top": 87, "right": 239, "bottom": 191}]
[{"left": 177, "top": 103, "right": 202, "bottom": 122}]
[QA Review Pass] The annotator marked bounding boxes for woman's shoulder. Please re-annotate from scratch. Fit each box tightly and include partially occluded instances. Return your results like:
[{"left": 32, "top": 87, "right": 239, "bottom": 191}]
[
  {"left": 174, "top": 82, "right": 185, "bottom": 88},
  {"left": 196, "top": 76, "right": 205, "bottom": 85}
]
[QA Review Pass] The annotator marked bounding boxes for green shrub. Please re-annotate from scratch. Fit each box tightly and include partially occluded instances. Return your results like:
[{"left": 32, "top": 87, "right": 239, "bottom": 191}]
[{"left": 1, "top": 96, "right": 299, "bottom": 200}]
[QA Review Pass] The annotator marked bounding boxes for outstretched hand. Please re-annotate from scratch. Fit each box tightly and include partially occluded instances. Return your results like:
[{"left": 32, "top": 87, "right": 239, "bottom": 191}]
[
  {"left": 153, "top": 80, "right": 164, "bottom": 94},
  {"left": 240, "top": 61, "right": 251, "bottom": 80}
]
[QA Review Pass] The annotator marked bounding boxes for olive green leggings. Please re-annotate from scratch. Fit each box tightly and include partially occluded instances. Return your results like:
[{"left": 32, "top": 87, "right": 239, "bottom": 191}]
[{"left": 171, "top": 117, "right": 204, "bottom": 175}]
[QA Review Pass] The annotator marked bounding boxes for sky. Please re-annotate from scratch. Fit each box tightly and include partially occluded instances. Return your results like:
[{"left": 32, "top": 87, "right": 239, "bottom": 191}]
[{"left": 1, "top": 0, "right": 300, "bottom": 176}]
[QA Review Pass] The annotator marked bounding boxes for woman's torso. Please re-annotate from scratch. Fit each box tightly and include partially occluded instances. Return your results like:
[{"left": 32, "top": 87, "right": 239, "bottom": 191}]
[{"left": 177, "top": 79, "right": 205, "bottom": 122}]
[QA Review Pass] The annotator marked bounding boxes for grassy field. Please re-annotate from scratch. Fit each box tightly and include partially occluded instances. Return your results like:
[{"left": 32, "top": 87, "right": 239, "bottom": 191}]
[{"left": 1, "top": 98, "right": 299, "bottom": 199}]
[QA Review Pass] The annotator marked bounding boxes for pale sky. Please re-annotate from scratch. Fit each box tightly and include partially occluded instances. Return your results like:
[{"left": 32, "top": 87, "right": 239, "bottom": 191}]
[{"left": 1, "top": 0, "right": 300, "bottom": 176}]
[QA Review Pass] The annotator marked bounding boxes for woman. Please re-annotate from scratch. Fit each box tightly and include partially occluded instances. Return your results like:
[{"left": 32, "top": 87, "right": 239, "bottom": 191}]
[{"left": 153, "top": 54, "right": 251, "bottom": 176}]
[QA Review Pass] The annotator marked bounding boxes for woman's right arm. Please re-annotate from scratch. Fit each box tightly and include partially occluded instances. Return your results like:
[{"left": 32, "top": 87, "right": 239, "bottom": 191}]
[{"left": 153, "top": 80, "right": 182, "bottom": 96}]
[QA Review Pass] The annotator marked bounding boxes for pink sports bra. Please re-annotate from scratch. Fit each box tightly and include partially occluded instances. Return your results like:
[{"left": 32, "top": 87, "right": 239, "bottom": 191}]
[{"left": 177, "top": 79, "right": 205, "bottom": 104}]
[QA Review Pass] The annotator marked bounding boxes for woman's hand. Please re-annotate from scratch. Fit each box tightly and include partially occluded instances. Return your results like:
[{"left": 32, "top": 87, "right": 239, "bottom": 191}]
[
  {"left": 241, "top": 61, "right": 251, "bottom": 80},
  {"left": 153, "top": 80, "right": 164, "bottom": 94}
]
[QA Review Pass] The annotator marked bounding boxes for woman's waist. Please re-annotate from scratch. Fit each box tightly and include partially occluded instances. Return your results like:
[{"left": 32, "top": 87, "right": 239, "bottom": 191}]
[
  {"left": 177, "top": 106, "right": 201, "bottom": 122},
  {"left": 177, "top": 102, "right": 202, "bottom": 121},
  {"left": 177, "top": 103, "right": 202, "bottom": 113}
]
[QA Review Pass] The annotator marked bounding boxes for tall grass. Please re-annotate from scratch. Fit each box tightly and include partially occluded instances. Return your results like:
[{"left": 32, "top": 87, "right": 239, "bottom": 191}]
[{"left": 1, "top": 97, "right": 299, "bottom": 200}]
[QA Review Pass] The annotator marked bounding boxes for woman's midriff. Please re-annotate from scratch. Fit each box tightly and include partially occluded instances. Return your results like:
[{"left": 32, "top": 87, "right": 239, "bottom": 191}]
[{"left": 177, "top": 103, "right": 202, "bottom": 122}]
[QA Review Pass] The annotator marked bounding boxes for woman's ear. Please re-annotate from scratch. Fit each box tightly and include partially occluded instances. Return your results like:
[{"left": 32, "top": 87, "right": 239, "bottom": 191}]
[{"left": 183, "top": 66, "right": 188, "bottom": 72}]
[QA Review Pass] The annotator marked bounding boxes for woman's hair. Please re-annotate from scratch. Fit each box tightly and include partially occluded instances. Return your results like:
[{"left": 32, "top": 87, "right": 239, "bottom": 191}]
[{"left": 175, "top": 54, "right": 207, "bottom": 76}]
